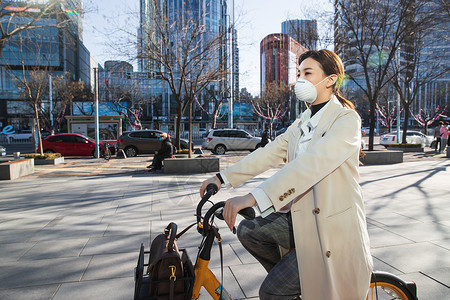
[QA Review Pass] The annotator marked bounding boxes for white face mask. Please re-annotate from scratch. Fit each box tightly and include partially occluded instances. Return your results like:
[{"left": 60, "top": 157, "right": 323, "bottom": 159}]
[{"left": 294, "top": 76, "right": 330, "bottom": 104}]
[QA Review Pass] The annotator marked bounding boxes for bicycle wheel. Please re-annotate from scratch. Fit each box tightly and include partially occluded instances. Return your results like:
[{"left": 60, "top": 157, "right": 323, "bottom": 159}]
[{"left": 367, "top": 272, "right": 417, "bottom": 300}]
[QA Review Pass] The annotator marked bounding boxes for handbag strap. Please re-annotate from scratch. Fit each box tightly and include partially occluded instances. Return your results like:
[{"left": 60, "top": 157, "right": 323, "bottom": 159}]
[{"left": 164, "top": 222, "right": 178, "bottom": 252}]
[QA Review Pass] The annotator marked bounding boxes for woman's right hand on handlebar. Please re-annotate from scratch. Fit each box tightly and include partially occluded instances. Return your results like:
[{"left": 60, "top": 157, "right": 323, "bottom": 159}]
[{"left": 200, "top": 175, "right": 222, "bottom": 198}]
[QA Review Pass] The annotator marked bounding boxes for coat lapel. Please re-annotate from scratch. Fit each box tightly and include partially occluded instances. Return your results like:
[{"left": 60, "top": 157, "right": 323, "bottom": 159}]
[{"left": 308, "top": 96, "right": 344, "bottom": 148}]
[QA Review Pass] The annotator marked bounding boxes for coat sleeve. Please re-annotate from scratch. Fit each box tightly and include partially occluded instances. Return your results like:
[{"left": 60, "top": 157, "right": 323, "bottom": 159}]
[
  {"left": 259, "top": 109, "right": 361, "bottom": 212},
  {"left": 221, "top": 121, "right": 299, "bottom": 187}
]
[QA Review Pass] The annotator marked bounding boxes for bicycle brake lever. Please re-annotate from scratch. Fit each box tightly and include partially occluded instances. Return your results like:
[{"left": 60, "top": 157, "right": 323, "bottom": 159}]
[{"left": 214, "top": 209, "right": 224, "bottom": 220}]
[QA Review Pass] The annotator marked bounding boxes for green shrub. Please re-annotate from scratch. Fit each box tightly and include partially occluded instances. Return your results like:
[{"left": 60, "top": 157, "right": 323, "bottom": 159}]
[
  {"left": 388, "top": 143, "right": 422, "bottom": 148},
  {"left": 24, "top": 153, "right": 62, "bottom": 160}
]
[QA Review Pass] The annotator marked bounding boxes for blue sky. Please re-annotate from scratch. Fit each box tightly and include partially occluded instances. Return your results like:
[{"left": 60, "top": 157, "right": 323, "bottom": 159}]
[{"left": 82, "top": 0, "right": 332, "bottom": 96}]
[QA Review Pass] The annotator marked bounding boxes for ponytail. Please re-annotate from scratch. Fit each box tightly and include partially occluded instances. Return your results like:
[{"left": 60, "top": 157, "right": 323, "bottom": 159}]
[{"left": 335, "top": 91, "right": 355, "bottom": 111}]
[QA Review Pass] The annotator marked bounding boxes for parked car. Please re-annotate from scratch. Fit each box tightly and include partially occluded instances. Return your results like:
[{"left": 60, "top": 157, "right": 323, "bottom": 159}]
[
  {"left": 42, "top": 133, "right": 115, "bottom": 157},
  {"left": 380, "top": 130, "right": 433, "bottom": 147},
  {"left": 202, "top": 128, "right": 263, "bottom": 155},
  {"left": 6, "top": 130, "right": 33, "bottom": 143},
  {"left": 0, "top": 145, "right": 6, "bottom": 156},
  {"left": 117, "top": 130, "right": 190, "bottom": 157},
  {"left": 361, "top": 127, "right": 377, "bottom": 136}
]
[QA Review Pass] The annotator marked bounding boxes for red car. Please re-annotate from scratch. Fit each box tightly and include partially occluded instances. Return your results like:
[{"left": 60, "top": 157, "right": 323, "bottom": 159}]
[{"left": 42, "top": 133, "right": 115, "bottom": 157}]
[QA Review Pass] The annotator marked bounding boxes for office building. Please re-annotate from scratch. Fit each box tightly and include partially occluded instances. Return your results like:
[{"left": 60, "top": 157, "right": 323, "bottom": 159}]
[
  {"left": 137, "top": 0, "right": 237, "bottom": 124},
  {"left": 282, "top": 19, "right": 318, "bottom": 50},
  {"left": 0, "top": 0, "right": 97, "bottom": 131}
]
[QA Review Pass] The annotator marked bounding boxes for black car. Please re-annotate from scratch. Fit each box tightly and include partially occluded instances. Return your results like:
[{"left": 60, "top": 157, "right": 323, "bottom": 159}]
[{"left": 117, "top": 130, "right": 190, "bottom": 157}]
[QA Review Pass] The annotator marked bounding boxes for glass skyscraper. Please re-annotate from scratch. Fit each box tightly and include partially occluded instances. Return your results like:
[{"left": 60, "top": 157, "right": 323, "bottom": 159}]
[
  {"left": 0, "top": 0, "right": 93, "bottom": 131},
  {"left": 137, "top": 0, "right": 237, "bottom": 122}
]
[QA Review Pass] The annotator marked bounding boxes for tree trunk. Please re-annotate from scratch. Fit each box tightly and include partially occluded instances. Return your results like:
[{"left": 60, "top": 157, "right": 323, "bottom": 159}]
[
  {"left": 402, "top": 105, "right": 411, "bottom": 144},
  {"left": 368, "top": 101, "right": 376, "bottom": 151},
  {"left": 34, "top": 103, "right": 43, "bottom": 155},
  {"left": 188, "top": 102, "right": 193, "bottom": 158},
  {"left": 176, "top": 102, "right": 182, "bottom": 150}
]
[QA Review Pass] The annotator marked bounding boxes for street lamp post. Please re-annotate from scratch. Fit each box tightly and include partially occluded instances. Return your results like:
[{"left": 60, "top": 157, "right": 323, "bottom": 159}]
[
  {"left": 396, "top": 49, "right": 401, "bottom": 143},
  {"left": 94, "top": 68, "right": 100, "bottom": 158}
]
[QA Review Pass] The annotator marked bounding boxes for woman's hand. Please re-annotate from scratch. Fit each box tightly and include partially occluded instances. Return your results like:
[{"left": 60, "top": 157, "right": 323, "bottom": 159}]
[
  {"left": 200, "top": 175, "right": 222, "bottom": 198},
  {"left": 223, "top": 194, "right": 256, "bottom": 232}
]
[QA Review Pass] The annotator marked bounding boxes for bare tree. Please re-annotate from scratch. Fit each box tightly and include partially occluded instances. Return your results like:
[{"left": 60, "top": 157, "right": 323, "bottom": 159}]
[
  {"left": 103, "top": 81, "right": 148, "bottom": 130},
  {"left": 388, "top": 2, "right": 449, "bottom": 143},
  {"left": 46, "top": 74, "right": 86, "bottom": 133},
  {"left": 0, "top": 0, "right": 67, "bottom": 57},
  {"left": 334, "top": 0, "right": 438, "bottom": 150},
  {"left": 251, "top": 82, "right": 291, "bottom": 138},
  {"left": 411, "top": 104, "right": 447, "bottom": 134},
  {"left": 138, "top": 2, "right": 228, "bottom": 153}
]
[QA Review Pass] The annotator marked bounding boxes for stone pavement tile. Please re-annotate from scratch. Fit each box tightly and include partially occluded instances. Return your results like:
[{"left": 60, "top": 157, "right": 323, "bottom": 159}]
[
  {"left": 53, "top": 277, "right": 134, "bottom": 300},
  {"left": 420, "top": 267, "right": 450, "bottom": 288},
  {"left": 395, "top": 207, "right": 450, "bottom": 224},
  {"left": 0, "top": 241, "right": 37, "bottom": 263},
  {"left": 81, "top": 252, "right": 137, "bottom": 281},
  {"left": 0, "top": 283, "right": 60, "bottom": 300},
  {"left": 366, "top": 212, "right": 423, "bottom": 227},
  {"left": 0, "top": 256, "right": 91, "bottom": 289},
  {"left": 104, "top": 220, "right": 150, "bottom": 237},
  {"left": 28, "top": 224, "right": 108, "bottom": 242},
  {"left": 398, "top": 271, "right": 450, "bottom": 299},
  {"left": 0, "top": 216, "right": 54, "bottom": 230},
  {"left": 431, "top": 238, "right": 450, "bottom": 251},
  {"left": 19, "top": 238, "right": 89, "bottom": 260},
  {"left": 229, "top": 262, "right": 266, "bottom": 298},
  {"left": 207, "top": 244, "right": 246, "bottom": 269},
  {"left": 371, "top": 242, "right": 450, "bottom": 274},
  {"left": 204, "top": 266, "right": 246, "bottom": 299},
  {"left": 100, "top": 211, "right": 160, "bottom": 224},
  {"left": 81, "top": 234, "right": 149, "bottom": 256},
  {"left": 44, "top": 215, "right": 104, "bottom": 226},
  {"left": 372, "top": 256, "right": 403, "bottom": 275},
  {"left": 230, "top": 242, "right": 259, "bottom": 265},
  {"left": 381, "top": 222, "right": 450, "bottom": 242},
  {"left": 0, "top": 229, "right": 41, "bottom": 243},
  {"left": 367, "top": 227, "right": 414, "bottom": 248}
]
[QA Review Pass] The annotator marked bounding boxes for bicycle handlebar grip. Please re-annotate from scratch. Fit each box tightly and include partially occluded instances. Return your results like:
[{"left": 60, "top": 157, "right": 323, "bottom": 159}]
[
  {"left": 206, "top": 183, "right": 218, "bottom": 195},
  {"left": 238, "top": 207, "right": 255, "bottom": 220}
]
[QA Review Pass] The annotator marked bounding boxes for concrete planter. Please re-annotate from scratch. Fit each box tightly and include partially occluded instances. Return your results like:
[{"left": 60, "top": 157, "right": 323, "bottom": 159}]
[
  {"left": 386, "top": 147, "right": 424, "bottom": 152},
  {"left": 0, "top": 159, "right": 34, "bottom": 180},
  {"left": 164, "top": 157, "right": 219, "bottom": 174},
  {"left": 33, "top": 157, "right": 65, "bottom": 165},
  {"left": 361, "top": 150, "right": 403, "bottom": 165}
]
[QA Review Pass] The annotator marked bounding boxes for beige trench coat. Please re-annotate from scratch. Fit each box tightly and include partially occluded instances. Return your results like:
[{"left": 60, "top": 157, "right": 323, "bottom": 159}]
[{"left": 222, "top": 96, "right": 373, "bottom": 300}]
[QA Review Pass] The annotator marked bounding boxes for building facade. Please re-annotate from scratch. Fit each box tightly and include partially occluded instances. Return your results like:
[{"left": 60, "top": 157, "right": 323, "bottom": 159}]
[
  {"left": 137, "top": 0, "right": 237, "bottom": 126},
  {"left": 334, "top": 0, "right": 449, "bottom": 127},
  {"left": 0, "top": 0, "right": 97, "bottom": 131},
  {"left": 281, "top": 19, "right": 318, "bottom": 51},
  {"left": 260, "top": 33, "right": 307, "bottom": 90}
]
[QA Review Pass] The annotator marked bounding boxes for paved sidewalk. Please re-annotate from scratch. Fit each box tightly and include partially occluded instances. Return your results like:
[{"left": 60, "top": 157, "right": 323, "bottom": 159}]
[{"left": 0, "top": 153, "right": 449, "bottom": 299}]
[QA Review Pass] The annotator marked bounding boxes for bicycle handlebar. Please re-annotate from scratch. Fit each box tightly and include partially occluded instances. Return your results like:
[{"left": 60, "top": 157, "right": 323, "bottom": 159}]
[
  {"left": 196, "top": 183, "right": 255, "bottom": 235},
  {"left": 202, "top": 201, "right": 255, "bottom": 236}
]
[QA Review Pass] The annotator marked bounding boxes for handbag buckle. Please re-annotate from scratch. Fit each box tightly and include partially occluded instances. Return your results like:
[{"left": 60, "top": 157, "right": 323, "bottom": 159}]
[{"left": 169, "top": 265, "right": 177, "bottom": 281}]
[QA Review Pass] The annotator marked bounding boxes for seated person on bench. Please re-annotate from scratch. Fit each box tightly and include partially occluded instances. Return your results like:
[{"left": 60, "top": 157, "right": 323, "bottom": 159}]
[{"left": 147, "top": 132, "right": 174, "bottom": 171}]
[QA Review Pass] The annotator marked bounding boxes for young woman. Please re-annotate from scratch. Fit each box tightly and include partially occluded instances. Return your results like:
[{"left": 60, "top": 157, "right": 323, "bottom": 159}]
[{"left": 200, "top": 50, "right": 373, "bottom": 300}]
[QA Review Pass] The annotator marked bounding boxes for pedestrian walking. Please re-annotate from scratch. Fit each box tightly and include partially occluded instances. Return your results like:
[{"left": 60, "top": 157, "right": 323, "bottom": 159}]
[
  {"left": 200, "top": 49, "right": 373, "bottom": 300},
  {"left": 439, "top": 122, "right": 449, "bottom": 153},
  {"left": 433, "top": 123, "right": 441, "bottom": 152}
]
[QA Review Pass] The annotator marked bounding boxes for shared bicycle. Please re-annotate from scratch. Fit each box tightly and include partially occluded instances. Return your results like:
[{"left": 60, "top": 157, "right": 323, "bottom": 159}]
[{"left": 136, "top": 183, "right": 418, "bottom": 300}]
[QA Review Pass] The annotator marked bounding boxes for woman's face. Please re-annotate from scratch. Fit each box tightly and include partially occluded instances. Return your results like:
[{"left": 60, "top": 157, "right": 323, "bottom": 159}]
[{"left": 298, "top": 57, "right": 334, "bottom": 102}]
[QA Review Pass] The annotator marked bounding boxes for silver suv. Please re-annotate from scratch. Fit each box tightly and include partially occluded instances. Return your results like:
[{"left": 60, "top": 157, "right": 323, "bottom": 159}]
[{"left": 202, "top": 129, "right": 263, "bottom": 155}]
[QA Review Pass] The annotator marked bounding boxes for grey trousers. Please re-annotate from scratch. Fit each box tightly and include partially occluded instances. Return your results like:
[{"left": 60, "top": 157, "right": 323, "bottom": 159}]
[{"left": 237, "top": 212, "right": 301, "bottom": 300}]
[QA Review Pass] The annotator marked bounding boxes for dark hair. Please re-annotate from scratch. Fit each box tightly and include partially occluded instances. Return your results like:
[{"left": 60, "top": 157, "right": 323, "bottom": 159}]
[{"left": 298, "top": 50, "right": 355, "bottom": 110}]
